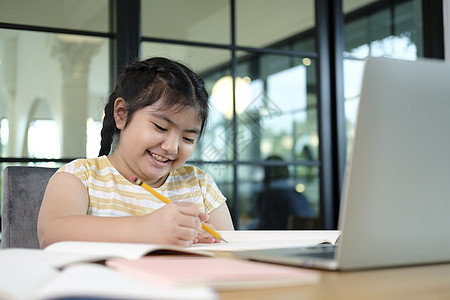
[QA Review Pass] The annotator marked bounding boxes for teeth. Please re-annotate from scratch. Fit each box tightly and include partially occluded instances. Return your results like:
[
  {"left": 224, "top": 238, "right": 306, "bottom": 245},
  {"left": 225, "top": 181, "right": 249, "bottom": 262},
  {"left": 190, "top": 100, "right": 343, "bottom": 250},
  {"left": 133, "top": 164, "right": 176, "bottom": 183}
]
[{"left": 151, "top": 153, "right": 169, "bottom": 162}]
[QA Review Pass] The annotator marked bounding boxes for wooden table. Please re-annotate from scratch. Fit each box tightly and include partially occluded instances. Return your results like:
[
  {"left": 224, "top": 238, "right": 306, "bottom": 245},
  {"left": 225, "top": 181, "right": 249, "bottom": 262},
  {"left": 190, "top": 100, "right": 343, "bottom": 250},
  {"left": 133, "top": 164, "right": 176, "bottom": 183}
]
[{"left": 219, "top": 263, "right": 450, "bottom": 300}]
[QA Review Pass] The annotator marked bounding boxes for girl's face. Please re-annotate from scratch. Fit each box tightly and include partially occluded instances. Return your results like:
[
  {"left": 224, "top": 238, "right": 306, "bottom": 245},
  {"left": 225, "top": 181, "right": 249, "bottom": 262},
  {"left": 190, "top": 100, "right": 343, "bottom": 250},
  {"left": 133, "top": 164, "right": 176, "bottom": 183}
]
[{"left": 111, "top": 98, "right": 202, "bottom": 187}]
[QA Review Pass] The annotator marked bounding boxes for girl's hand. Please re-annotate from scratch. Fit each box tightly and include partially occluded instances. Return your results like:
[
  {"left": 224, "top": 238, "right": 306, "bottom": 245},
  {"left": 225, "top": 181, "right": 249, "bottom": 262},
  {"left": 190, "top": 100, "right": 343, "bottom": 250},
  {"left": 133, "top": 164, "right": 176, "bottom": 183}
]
[
  {"left": 143, "top": 202, "right": 208, "bottom": 247},
  {"left": 194, "top": 222, "right": 221, "bottom": 244}
]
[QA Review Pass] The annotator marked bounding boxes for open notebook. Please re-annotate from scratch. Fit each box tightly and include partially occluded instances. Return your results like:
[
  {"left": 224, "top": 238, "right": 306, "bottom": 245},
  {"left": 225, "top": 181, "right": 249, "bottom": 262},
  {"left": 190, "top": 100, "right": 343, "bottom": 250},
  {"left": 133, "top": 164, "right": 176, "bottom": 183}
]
[{"left": 235, "top": 57, "right": 450, "bottom": 271}]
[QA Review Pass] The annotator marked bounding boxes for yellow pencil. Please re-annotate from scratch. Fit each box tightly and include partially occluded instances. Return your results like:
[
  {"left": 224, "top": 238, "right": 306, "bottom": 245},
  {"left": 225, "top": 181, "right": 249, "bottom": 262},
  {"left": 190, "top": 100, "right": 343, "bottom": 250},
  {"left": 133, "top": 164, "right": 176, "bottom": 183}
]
[{"left": 131, "top": 176, "right": 228, "bottom": 243}]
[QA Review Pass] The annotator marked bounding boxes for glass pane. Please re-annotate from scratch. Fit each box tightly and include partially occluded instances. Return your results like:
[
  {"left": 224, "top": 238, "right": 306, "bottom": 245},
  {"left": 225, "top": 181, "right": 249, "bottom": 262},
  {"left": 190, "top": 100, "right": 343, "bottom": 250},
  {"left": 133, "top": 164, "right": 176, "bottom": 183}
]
[
  {"left": 28, "top": 120, "right": 60, "bottom": 158},
  {"left": 0, "top": 0, "right": 109, "bottom": 33},
  {"left": 232, "top": 52, "right": 318, "bottom": 162},
  {"left": 0, "top": 29, "right": 109, "bottom": 159},
  {"left": 293, "top": 164, "right": 320, "bottom": 220},
  {"left": 343, "top": 0, "right": 377, "bottom": 13},
  {"left": 394, "top": 0, "right": 423, "bottom": 57},
  {"left": 344, "top": 0, "right": 422, "bottom": 59},
  {"left": 141, "top": 1, "right": 230, "bottom": 44},
  {"left": 141, "top": 42, "right": 233, "bottom": 162},
  {"left": 0, "top": 119, "right": 9, "bottom": 157},
  {"left": 343, "top": 59, "right": 365, "bottom": 159},
  {"left": 343, "top": 0, "right": 422, "bottom": 159},
  {"left": 237, "top": 164, "right": 319, "bottom": 230},
  {"left": 141, "top": 42, "right": 231, "bottom": 77},
  {"left": 236, "top": 0, "right": 315, "bottom": 51}
]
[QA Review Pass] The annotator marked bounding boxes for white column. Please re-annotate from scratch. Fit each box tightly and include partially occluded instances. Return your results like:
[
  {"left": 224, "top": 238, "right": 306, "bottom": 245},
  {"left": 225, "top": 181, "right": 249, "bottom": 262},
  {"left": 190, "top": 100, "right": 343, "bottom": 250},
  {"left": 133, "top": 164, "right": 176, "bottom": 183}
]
[{"left": 52, "top": 36, "right": 101, "bottom": 158}]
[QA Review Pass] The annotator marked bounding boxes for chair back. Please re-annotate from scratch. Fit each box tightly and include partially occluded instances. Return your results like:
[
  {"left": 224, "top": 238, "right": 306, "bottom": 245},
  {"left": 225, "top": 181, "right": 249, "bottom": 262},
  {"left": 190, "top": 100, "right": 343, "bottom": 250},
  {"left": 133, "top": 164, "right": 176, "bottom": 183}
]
[{"left": 1, "top": 166, "right": 57, "bottom": 248}]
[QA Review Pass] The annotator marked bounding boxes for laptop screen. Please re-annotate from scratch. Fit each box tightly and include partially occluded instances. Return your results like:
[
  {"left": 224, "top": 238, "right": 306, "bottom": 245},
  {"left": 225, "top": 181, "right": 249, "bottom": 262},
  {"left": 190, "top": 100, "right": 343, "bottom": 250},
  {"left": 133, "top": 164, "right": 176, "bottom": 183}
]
[{"left": 337, "top": 57, "right": 450, "bottom": 270}]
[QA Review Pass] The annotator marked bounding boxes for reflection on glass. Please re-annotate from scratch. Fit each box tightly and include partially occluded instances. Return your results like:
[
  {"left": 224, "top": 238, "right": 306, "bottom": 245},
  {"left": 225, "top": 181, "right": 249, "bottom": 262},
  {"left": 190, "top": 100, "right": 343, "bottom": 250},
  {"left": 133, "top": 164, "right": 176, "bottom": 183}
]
[
  {"left": 211, "top": 76, "right": 252, "bottom": 120},
  {"left": 293, "top": 163, "right": 319, "bottom": 217},
  {"left": 233, "top": 53, "right": 318, "bottom": 161},
  {"left": 237, "top": 163, "right": 319, "bottom": 230},
  {"left": 343, "top": 0, "right": 422, "bottom": 160},
  {"left": 0, "top": 29, "right": 109, "bottom": 159},
  {"left": 198, "top": 52, "right": 319, "bottom": 163}
]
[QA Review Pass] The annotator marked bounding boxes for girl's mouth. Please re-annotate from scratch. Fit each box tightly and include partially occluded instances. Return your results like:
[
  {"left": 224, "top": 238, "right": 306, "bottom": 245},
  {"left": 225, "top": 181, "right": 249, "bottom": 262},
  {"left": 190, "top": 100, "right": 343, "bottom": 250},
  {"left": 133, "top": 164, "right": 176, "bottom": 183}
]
[{"left": 148, "top": 151, "right": 170, "bottom": 163}]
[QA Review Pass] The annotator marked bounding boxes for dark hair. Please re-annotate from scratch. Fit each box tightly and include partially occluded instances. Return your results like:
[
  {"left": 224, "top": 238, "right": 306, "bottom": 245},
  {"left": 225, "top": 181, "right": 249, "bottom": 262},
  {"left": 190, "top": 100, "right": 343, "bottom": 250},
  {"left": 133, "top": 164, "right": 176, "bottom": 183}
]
[{"left": 99, "top": 57, "right": 209, "bottom": 156}]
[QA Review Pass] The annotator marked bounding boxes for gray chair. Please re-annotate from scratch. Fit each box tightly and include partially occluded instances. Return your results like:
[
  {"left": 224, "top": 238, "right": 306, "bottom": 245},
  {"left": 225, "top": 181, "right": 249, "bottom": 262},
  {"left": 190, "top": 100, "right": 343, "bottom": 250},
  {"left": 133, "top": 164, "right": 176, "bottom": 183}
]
[{"left": 1, "top": 166, "right": 58, "bottom": 248}]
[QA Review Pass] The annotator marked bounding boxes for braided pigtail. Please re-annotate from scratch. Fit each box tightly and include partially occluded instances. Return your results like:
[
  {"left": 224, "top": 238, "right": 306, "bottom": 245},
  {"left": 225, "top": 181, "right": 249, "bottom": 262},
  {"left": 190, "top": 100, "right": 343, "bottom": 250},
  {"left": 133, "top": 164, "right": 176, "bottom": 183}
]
[{"left": 98, "top": 93, "right": 119, "bottom": 156}]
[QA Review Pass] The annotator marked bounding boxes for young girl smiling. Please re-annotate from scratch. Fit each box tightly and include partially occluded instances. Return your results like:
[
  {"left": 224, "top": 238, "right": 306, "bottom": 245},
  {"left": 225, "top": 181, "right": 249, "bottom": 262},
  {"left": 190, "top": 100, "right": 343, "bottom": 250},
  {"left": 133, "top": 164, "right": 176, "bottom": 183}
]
[{"left": 38, "top": 57, "right": 234, "bottom": 249}]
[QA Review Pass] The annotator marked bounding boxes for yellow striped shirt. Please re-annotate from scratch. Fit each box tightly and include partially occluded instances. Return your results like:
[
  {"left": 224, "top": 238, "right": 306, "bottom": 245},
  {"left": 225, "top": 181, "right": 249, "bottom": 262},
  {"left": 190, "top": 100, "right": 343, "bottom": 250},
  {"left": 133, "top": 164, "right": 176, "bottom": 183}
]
[{"left": 57, "top": 156, "right": 226, "bottom": 216}]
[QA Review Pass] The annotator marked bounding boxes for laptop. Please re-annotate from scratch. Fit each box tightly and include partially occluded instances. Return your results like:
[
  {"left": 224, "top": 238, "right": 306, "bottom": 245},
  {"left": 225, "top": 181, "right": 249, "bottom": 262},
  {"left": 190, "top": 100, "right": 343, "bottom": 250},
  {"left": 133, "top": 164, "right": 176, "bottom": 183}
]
[{"left": 235, "top": 57, "right": 450, "bottom": 271}]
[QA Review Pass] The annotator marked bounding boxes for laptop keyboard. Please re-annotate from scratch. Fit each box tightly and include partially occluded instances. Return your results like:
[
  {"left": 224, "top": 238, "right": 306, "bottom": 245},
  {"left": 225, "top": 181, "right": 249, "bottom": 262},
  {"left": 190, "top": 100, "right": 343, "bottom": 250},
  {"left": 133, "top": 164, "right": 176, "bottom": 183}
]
[{"left": 289, "top": 244, "right": 336, "bottom": 260}]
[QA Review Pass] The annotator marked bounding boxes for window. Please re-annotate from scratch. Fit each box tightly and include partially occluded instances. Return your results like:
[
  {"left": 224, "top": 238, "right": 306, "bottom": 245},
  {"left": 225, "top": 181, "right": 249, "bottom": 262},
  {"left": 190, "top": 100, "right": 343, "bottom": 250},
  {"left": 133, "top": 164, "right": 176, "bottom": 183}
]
[
  {"left": 0, "top": 19, "right": 109, "bottom": 160},
  {"left": 27, "top": 120, "right": 60, "bottom": 158},
  {"left": 0, "top": 119, "right": 9, "bottom": 157},
  {"left": 141, "top": 0, "right": 318, "bottom": 229},
  {"left": 0, "top": 0, "right": 438, "bottom": 230},
  {"left": 343, "top": 0, "right": 424, "bottom": 159}
]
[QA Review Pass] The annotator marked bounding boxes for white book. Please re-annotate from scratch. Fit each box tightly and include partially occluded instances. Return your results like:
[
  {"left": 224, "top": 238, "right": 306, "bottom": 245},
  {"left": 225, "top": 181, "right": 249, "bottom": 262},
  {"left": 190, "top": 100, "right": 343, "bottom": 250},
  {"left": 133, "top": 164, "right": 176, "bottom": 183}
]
[
  {"left": 0, "top": 241, "right": 216, "bottom": 300},
  {"left": 191, "top": 230, "right": 341, "bottom": 251},
  {"left": 0, "top": 241, "right": 212, "bottom": 269},
  {"left": 0, "top": 263, "right": 216, "bottom": 300},
  {"left": 31, "top": 264, "right": 217, "bottom": 300}
]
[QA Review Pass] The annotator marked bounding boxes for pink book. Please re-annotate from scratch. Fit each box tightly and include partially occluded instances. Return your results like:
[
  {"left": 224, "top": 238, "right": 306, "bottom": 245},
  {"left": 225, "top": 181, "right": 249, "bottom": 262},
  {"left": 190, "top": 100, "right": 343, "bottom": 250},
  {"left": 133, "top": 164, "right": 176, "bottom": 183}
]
[{"left": 106, "top": 256, "right": 320, "bottom": 291}]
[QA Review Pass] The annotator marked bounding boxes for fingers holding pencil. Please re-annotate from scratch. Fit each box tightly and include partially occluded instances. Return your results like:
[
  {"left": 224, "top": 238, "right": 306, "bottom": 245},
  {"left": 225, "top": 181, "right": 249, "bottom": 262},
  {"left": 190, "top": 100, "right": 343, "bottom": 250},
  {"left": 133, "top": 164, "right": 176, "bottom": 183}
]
[
  {"left": 130, "top": 176, "right": 228, "bottom": 243},
  {"left": 196, "top": 222, "right": 222, "bottom": 244},
  {"left": 142, "top": 202, "right": 203, "bottom": 246}
]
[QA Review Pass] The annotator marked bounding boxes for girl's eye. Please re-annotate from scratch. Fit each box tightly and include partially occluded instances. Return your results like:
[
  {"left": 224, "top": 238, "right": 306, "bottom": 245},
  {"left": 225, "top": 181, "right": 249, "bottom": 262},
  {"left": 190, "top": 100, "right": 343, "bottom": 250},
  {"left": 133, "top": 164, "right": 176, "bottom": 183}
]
[
  {"left": 153, "top": 123, "right": 167, "bottom": 132},
  {"left": 183, "top": 137, "right": 196, "bottom": 144}
]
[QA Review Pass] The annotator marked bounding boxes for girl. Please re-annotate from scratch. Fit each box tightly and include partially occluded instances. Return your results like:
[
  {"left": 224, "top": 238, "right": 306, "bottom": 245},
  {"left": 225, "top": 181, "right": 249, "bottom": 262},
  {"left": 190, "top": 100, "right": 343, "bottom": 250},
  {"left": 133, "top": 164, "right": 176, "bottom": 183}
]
[{"left": 38, "top": 57, "right": 234, "bottom": 249}]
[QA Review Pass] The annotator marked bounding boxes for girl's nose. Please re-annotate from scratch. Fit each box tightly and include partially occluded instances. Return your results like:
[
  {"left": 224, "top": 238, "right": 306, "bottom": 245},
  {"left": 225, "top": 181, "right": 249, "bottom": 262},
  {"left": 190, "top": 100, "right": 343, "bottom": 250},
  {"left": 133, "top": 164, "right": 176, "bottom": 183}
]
[{"left": 161, "top": 134, "right": 179, "bottom": 155}]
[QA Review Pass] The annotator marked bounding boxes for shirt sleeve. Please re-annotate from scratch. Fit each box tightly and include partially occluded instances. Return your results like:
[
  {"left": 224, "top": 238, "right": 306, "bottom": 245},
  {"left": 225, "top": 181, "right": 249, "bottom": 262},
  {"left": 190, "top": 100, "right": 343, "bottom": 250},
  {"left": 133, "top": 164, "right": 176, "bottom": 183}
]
[
  {"left": 56, "top": 159, "right": 89, "bottom": 188},
  {"left": 198, "top": 169, "right": 227, "bottom": 214}
]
